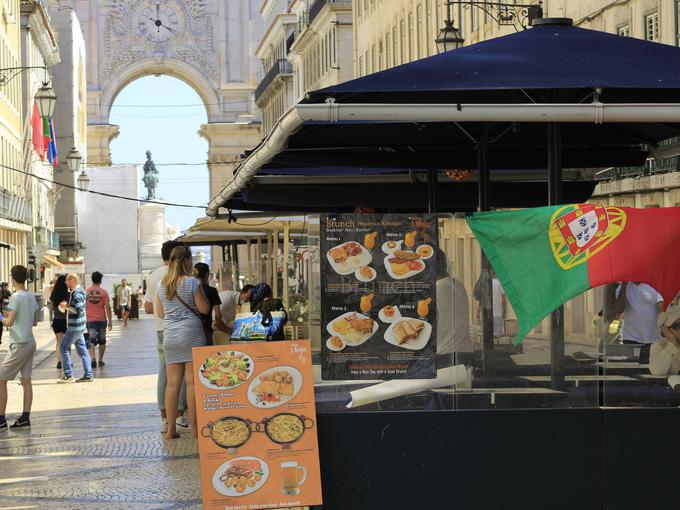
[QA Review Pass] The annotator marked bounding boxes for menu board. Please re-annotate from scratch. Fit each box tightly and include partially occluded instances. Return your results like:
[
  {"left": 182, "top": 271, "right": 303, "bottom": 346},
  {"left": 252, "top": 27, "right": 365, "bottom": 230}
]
[
  {"left": 193, "top": 341, "right": 323, "bottom": 510},
  {"left": 320, "top": 214, "right": 438, "bottom": 380}
]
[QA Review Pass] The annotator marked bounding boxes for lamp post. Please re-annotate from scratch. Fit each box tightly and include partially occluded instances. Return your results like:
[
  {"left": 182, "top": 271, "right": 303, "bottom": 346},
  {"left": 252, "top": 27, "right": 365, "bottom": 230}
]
[
  {"left": 67, "top": 147, "right": 89, "bottom": 192},
  {"left": 1, "top": 66, "right": 57, "bottom": 119},
  {"left": 77, "top": 171, "right": 91, "bottom": 192}
]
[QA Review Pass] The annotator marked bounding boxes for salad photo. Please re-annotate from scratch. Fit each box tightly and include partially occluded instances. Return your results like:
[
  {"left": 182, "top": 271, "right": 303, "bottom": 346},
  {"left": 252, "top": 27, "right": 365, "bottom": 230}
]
[{"left": 199, "top": 351, "right": 254, "bottom": 390}]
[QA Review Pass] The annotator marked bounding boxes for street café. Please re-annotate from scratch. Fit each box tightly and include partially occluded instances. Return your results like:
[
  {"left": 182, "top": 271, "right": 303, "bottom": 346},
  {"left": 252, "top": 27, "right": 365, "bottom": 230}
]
[{"left": 196, "top": 19, "right": 680, "bottom": 509}]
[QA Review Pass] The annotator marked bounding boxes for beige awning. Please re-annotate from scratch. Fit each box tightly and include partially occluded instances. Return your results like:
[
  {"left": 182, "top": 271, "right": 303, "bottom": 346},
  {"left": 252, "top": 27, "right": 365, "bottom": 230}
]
[
  {"left": 176, "top": 217, "right": 309, "bottom": 244},
  {"left": 42, "top": 255, "right": 65, "bottom": 270}
]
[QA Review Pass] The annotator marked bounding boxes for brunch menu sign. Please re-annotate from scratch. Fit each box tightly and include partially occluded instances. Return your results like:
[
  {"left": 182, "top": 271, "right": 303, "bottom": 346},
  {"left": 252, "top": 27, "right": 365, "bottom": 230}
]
[
  {"left": 321, "top": 214, "right": 438, "bottom": 380},
  {"left": 193, "top": 341, "right": 323, "bottom": 510}
]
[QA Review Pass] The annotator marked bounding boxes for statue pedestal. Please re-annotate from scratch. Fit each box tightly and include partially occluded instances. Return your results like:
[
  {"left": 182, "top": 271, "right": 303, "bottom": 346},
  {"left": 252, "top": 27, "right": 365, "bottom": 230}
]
[{"left": 140, "top": 201, "right": 167, "bottom": 271}]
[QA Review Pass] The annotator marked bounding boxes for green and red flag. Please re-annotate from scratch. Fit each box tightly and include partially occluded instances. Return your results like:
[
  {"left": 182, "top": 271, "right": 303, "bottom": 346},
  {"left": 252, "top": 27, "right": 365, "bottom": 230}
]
[{"left": 468, "top": 204, "right": 680, "bottom": 344}]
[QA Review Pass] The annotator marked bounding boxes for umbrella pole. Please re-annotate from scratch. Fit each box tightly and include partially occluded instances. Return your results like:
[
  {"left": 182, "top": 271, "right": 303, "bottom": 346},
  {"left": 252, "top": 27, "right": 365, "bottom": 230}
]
[
  {"left": 548, "top": 122, "right": 566, "bottom": 391},
  {"left": 427, "top": 168, "right": 438, "bottom": 213},
  {"left": 478, "top": 129, "right": 495, "bottom": 374}
]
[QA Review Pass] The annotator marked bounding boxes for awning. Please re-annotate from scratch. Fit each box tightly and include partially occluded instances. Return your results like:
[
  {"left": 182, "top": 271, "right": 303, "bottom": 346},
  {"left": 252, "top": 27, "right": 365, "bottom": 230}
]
[{"left": 42, "top": 255, "right": 65, "bottom": 270}]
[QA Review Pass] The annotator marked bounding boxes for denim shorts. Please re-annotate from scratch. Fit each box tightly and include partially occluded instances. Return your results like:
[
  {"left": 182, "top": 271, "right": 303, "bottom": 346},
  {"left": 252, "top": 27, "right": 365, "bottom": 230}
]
[{"left": 87, "top": 321, "right": 108, "bottom": 345}]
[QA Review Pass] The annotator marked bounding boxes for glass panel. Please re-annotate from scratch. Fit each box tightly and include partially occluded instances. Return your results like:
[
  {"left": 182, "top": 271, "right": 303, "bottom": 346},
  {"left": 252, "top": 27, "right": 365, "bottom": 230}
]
[{"left": 602, "top": 281, "right": 680, "bottom": 408}]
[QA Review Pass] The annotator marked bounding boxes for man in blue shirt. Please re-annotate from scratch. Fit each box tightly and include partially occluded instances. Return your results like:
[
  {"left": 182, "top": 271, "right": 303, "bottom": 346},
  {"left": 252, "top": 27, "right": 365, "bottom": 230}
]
[
  {"left": 59, "top": 273, "right": 93, "bottom": 383},
  {"left": 0, "top": 265, "right": 39, "bottom": 429}
]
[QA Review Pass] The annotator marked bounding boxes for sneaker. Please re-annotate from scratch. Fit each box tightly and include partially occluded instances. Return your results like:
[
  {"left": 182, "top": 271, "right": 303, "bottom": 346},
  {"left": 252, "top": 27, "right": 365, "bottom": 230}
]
[
  {"left": 10, "top": 417, "right": 30, "bottom": 429},
  {"left": 176, "top": 415, "right": 189, "bottom": 429},
  {"left": 76, "top": 376, "right": 94, "bottom": 383},
  {"left": 0, "top": 421, "right": 7, "bottom": 431},
  {"left": 98, "top": 361, "right": 106, "bottom": 367},
  {"left": 56, "top": 361, "right": 62, "bottom": 370},
  {"left": 58, "top": 376, "right": 75, "bottom": 383},
  {"left": 91, "top": 360, "right": 97, "bottom": 369},
  {"left": 160, "top": 418, "right": 168, "bottom": 433}
]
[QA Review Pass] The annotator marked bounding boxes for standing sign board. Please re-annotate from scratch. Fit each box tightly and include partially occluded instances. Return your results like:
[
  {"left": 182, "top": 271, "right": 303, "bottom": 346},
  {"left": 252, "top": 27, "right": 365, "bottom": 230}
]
[
  {"left": 193, "top": 341, "right": 323, "bottom": 510},
  {"left": 320, "top": 214, "right": 438, "bottom": 380}
]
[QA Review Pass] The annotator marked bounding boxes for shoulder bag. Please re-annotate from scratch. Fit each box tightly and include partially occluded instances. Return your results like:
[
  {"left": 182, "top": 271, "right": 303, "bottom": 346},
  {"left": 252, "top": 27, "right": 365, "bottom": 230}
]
[{"left": 176, "top": 292, "right": 213, "bottom": 346}]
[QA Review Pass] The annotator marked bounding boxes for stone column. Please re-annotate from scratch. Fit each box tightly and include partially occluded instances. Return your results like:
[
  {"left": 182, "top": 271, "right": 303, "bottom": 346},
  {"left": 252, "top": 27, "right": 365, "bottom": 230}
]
[
  {"left": 87, "top": 124, "right": 120, "bottom": 166},
  {"left": 139, "top": 202, "right": 167, "bottom": 272},
  {"left": 200, "top": 121, "right": 261, "bottom": 268}
]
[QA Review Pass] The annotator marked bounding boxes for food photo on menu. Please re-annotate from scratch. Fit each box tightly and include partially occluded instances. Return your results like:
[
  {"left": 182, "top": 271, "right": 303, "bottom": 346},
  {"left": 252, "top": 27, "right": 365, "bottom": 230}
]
[
  {"left": 320, "top": 214, "right": 439, "bottom": 380},
  {"left": 192, "top": 342, "right": 323, "bottom": 510}
]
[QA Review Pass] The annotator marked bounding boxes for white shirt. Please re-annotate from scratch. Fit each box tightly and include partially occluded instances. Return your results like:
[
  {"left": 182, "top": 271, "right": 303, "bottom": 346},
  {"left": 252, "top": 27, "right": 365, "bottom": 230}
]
[
  {"left": 616, "top": 283, "right": 663, "bottom": 344},
  {"left": 436, "top": 276, "right": 472, "bottom": 354},
  {"left": 219, "top": 290, "right": 241, "bottom": 327},
  {"left": 649, "top": 338, "right": 680, "bottom": 376},
  {"left": 145, "top": 265, "right": 168, "bottom": 332},
  {"left": 492, "top": 278, "right": 505, "bottom": 318}
]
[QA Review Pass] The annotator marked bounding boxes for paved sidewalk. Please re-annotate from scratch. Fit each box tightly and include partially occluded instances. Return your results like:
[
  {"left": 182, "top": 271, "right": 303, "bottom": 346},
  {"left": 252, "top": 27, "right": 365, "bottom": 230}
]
[{"left": 0, "top": 315, "right": 202, "bottom": 510}]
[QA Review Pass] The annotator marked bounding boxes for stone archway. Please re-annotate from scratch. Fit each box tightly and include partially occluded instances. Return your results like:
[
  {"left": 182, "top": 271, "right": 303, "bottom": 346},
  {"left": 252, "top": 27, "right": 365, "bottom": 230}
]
[{"left": 74, "top": 0, "right": 263, "bottom": 198}]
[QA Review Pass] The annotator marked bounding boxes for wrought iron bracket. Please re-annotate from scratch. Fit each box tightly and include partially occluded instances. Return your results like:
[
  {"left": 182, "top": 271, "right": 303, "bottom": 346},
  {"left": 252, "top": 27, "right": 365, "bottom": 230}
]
[
  {"left": 446, "top": 1, "right": 543, "bottom": 31},
  {"left": 0, "top": 66, "right": 48, "bottom": 87}
]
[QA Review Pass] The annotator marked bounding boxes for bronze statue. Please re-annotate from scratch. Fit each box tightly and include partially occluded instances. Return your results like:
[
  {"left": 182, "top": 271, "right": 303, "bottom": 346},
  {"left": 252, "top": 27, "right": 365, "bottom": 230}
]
[{"left": 142, "top": 150, "right": 159, "bottom": 200}]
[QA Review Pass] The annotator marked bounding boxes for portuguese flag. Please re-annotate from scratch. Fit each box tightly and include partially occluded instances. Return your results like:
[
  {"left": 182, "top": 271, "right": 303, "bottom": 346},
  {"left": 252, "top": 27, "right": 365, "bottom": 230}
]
[{"left": 468, "top": 204, "right": 680, "bottom": 344}]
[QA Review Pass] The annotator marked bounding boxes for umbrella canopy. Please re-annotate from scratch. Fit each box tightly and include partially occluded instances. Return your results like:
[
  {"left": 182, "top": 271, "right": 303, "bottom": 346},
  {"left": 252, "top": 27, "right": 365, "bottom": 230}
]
[
  {"left": 306, "top": 19, "right": 680, "bottom": 104},
  {"left": 207, "top": 19, "right": 680, "bottom": 216}
]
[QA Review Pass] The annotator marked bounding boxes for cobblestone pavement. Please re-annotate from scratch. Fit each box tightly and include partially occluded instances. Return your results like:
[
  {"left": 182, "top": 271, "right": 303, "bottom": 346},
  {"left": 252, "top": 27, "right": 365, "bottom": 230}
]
[{"left": 0, "top": 315, "right": 202, "bottom": 510}]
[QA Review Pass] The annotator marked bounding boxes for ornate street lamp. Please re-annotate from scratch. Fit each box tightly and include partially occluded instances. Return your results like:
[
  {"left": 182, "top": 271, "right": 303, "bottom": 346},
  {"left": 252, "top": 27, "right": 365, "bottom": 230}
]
[
  {"left": 34, "top": 82, "right": 57, "bottom": 119},
  {"left": 76, "top": 171, "right": 91, "bottom": 192},
  {"left": 66, "top": 147, "right": 82, "bottom": 173},
  {"left": 1, "top": 66, "right": 57, "bottom": 119}
]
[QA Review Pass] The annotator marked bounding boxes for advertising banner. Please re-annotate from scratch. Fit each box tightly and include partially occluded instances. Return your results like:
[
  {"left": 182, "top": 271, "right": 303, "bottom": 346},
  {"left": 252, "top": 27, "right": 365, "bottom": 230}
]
[
  {"left": 193, "top": 341, "right": 323, "bottom": 510},
  {"left": 320, "top": 214, "right": 438, "bottom": 380}
]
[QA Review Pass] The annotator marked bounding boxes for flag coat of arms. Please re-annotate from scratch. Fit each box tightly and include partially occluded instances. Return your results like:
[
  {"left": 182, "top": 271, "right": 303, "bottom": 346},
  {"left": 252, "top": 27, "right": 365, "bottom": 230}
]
[{"left": 468, "top": 204, "right": 680, "bottom": 344}]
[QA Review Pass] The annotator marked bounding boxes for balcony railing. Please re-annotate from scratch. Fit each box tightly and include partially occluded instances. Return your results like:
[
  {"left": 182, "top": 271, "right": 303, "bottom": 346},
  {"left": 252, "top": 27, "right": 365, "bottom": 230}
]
[
  {"left": 595, "top": 156, "right": 680, "bottom": 181},
  {"left": 255, "top": 59, "right": 293, "bottom": 102},
  {"left": 309, "top": 0, "right": 351, "bottom": 25},
  {"left": 0, "top": 189, "right": 31, "bottom": 225}
]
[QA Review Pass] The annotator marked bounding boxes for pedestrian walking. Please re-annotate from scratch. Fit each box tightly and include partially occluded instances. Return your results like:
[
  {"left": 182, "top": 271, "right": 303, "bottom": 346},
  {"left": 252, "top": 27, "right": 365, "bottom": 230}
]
[
  {"left": 193, "top": 263, "right": 223, "bottom": 344},
  {"left": 86, "top": 271, "right": 113, "bottom": 368},
  {"left": 155, "top": 245, "right": 210, "bottom": 439},
  {"left": 145, "top": 240, "right": 188, "bottom": 434},
  {"left": 50, "top": 275, "right": 69, "bottom": 370},
  {"left": 59, "top": 273, "right": 93, "bottom": 383},
  {"left": 0, "top": 266, "right": 40, "bottom": 430},
  {"left": 42, "top": 280, "right": 54, "bottom": 322},
  {"left": 117, "top": 279, "right": 132, "bottom": 327}
]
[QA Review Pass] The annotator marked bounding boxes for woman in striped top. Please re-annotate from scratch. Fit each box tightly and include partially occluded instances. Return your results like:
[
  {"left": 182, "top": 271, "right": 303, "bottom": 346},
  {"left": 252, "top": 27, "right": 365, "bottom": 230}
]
[{"left": 155, "top": 245, "right": 209, "bottom": 439}]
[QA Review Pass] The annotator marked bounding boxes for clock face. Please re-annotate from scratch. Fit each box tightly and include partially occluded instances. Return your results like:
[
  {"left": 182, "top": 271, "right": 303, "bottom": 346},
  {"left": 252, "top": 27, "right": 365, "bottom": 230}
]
[{"left": 138, "top": 2, "right": 181, "bottom": 42}]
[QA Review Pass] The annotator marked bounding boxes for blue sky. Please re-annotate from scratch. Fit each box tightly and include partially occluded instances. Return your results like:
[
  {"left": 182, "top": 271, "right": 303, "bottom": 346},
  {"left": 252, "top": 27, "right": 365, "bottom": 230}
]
[{"left": 109, "top": 75, "right": 209, "bottom": 232}]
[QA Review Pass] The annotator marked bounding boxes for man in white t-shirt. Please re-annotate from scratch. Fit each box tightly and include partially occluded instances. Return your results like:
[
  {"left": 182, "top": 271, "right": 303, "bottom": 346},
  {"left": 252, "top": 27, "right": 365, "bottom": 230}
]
[
  {"left": 615, "top": 282, "right": 664, "bottom": 363},
  {"left": 217, "top": 285, "right": 254, "bottom": 334},
  {"left": 435, "top": 250, "right": 472, "bottom": 362},
  {"left": 492, "top": 277, "right": 506, "bottom": 338},
  {"left": 145, "top": 241, "right": 187, "bottom": 433},
  {"left": 615, "top": 282, "right": 664, "bottom": 344}
]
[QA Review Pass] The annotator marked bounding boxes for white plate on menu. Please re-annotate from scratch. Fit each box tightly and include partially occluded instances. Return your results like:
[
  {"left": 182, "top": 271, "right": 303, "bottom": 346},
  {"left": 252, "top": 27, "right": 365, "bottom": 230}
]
[
  {"left": 326, "top": 241, "right": 372, "bottom": 276},
  {"left": 384, "top": 319, "right": 432, "bottom": 351},
  {"left": 383, "top": 255, "right": 427, "bottom": 280},
  {"left": 354, "top": 265, "right": 377, "bottom": 282},
  {"left": 326, "top": 312, "right": 378, "bottom": 346},
  {"left": 212, "top": 456, "right": 269, "bottom": 497},
  {"left": 378, "top": 306, "right": 402, "bottom": 323},
  {"left": 382, "top": 240, "right": 403, "bottom": 254}
]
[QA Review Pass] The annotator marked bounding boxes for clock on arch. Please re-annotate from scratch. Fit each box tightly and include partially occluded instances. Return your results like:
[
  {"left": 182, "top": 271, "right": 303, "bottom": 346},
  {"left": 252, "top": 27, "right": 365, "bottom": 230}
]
[{"left": 137, "top": 0, "right": 183, "bottom": 42}]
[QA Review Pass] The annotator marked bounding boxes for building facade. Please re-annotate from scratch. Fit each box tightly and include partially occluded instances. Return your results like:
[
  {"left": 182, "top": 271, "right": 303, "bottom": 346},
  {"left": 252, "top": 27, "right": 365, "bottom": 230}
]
[
  {"left": 254, "top": 0, "right": 354, "bottom": 137},
  {"left": 20, "top": 0, "right": 62, "bottom": 288},
  {"left": 0, "top": 0, "right": 28, "bottom": 281}
]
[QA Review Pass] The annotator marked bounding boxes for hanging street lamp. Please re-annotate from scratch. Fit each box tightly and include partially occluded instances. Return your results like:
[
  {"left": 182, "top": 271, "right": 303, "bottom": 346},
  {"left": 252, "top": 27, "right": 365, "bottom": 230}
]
[
  {"left": 76, "top": 171, "right": 91, "bottom": 192},
  {"left": 34, "top": 82, "right": 57, "bottom": 119},
  {"left": 436, "top": 0, "right": 465, "bottom": 53},
  {"left": 66, "top": 147, "right": 82, "bottom": 173}
]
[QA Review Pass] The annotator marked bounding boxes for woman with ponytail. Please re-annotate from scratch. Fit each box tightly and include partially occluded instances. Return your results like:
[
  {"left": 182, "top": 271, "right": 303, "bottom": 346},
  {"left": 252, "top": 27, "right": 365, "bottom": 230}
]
[{"left": 155, "top": 245, "right": 210, "bottom": 439}]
